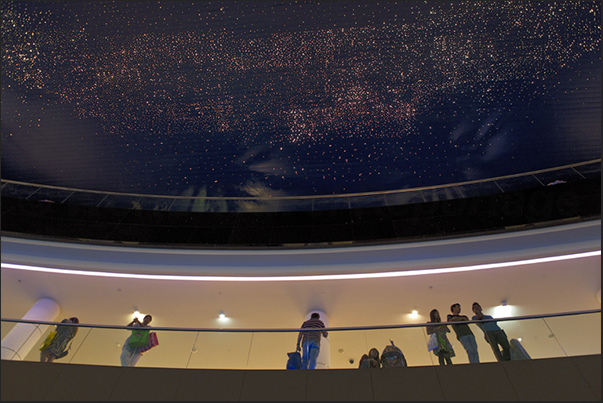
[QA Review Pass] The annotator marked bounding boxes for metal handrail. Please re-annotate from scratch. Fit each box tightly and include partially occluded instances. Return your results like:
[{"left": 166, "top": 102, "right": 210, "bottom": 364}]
[
  {"left": 2, "top": 309, "right": 600, "bottom": 333},
  {"left": 1, "top": 159, "right": 599, "bottom": 201}
]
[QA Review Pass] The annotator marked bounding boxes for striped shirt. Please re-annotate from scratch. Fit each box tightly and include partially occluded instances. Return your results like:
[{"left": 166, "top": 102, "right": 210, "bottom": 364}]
[{"left": 298, "top": 317, "right": 327, "bottom": 344}]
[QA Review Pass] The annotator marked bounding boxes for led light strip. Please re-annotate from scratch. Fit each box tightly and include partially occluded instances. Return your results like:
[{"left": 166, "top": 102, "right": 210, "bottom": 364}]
[{"left": 1, "top": 250, "right": 599, "bottom": 282}]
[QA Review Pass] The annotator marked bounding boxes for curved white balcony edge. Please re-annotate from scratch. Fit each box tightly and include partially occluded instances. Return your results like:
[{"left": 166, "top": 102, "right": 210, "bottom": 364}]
[{"left": 1, "top": 220, "right": 600, "bottom": 279}]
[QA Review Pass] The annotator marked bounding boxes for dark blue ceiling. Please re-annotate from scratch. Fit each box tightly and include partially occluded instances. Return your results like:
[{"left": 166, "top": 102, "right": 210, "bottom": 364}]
[{"left": 2, "top": 1, "right": 600, "bottom": 200}]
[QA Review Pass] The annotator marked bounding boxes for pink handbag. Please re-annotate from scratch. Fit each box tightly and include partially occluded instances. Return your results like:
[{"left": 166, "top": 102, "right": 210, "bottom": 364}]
[{"left": 139, "top": 331, "right": 159, "bottom": 353}]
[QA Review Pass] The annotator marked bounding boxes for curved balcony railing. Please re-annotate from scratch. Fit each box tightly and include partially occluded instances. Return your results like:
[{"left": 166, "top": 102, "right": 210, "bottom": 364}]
[
  {"left": 1, "top": 159, "right": 600, "bottom": 213},
  {"left": 1, "top": 310, "right": 600, "bottom": 369}
]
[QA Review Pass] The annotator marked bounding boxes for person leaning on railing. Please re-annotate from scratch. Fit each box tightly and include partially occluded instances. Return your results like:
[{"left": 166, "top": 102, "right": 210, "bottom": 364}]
[
  {"left": 471, "top": 302, "right": 511, "bottom": 361},
  {"left": 40, "top": 317, "right": 79, "bottom": 363},
  {"left": 447, "top": 303, "right": 480, "bottom": 364}
]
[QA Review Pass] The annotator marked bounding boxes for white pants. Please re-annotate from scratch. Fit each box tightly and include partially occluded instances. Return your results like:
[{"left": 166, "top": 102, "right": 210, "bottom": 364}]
[{"left": 120, "top": 337, "right": 142, "bottom": 367}]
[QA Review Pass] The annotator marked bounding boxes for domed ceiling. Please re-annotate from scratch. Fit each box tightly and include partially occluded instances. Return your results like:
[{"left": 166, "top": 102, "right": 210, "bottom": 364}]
[{"left": 2, "top": 1, "right": 600, "bottom": 201}]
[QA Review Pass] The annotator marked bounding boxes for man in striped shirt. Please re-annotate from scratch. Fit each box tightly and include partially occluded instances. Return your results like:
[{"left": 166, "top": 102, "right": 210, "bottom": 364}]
[{"left": 296, "top": 312, "right": 328, "bottom": 369}]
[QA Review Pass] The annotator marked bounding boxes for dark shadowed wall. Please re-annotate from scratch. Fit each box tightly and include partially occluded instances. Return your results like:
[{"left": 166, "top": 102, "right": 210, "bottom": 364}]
[{"left": 1, "top": 355, "right": 600, "bottom": 401}]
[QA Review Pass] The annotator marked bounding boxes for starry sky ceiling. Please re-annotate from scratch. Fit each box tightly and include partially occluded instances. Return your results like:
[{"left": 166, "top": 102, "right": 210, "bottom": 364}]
[{"left": 1, "top": 1, "right": 601, "bottom": 201}]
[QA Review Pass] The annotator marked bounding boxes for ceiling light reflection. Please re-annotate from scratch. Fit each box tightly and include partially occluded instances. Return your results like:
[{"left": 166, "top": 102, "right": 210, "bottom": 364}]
[{"left": 493, "top": 304, "right": 513, "bottom": 318}]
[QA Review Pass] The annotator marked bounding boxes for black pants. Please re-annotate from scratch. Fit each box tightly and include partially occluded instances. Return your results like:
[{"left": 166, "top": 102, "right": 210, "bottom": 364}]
[{"left": 485, "top": 330, "right": 511, "bottom": 361}]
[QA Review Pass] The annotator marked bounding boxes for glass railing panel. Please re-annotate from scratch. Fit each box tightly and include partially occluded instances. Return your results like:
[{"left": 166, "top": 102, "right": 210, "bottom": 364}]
[
  {"left": 273, "top": 198, "right": 314, "bottom": 212},
  {"left": 457, "top": 181, "right": 502, "bottom": 198},
  {"left": 225, "top": 200, "right": 244, "bottom": 213},
  {"left": 59, "top": 327, "right": 114, "bottom": 366},
  {"left": 168, "top": 198, "right": 200, "bottom": 212},
  {"left": 573, "top": 161, "right": 601, "bottom": 178},
  {"left": 542, "top": 312, "right": 601, "bottom": 357},
  {"left": 224, "top": 200, "right": 251, "bottom": 213},
  {"left": 363, "top": 326, "right": 435, "bottom": 367},
  {"left": 97, "top": 195, "right": 142, "bottom": 209},
  {"left": 488, "top": 318, "right": 567, "bottom": 360},
  {"left": 348, "top": 194, "right": 388, "bottom": 209},
  {"left": 137, "top": 197, "right": 176, "bottom": 211},
  {"left": 1, "top": 320, "right": 17, "bottom": 341},
  {"left": 312, "top": 197, "right": 350, "bottom": 212},
  {"left": 470, "top": 325, "right": 504, "bottom": 363},
  {"left": 246, "top": 331, "right": 299, "bottom": 370},
  {"left": 16, "top": 327, "right": 199, "bottom": 368},
  {"left": 25, "top": 188, "right": 74, "bottom": 204},
  {"left": 495, "top": 175, "right": 543, "bottom": 192},
  {"left": 1, "top": 160, "right": 600, "bottom": 213},
  {"left": 418, "top": 326, "right": 489, "bottom": 366},
  {"left": 1, "top": 311, "right": 601, "bottom": 369},
  {"left": 384, "top": 190, "right": 424, "bottom": 206},
  {"left": 421, "top": 186, "right": 465, "bottom": 203},
  {"left": 19, "top": 324, "right": 85, "bottom": 362},
  {"left": 534, "top": 168, "right": 587, "bottom": 186},
  {"left": 169, "top": 198, "right": 232, "bottom": 212},
  {"left": 61, "top": 191, "right": 108, "bottom": 207},
  {"left": 233, "top": 199, "right": 280, "bottom": 213},
  {"left": 1, "top": 182, "right": 41, "bottom": 199},
  {"left": 128, "top": 330, "right": 199, "bottom": 369},
  {"left": 328, "top": 329, "right": 369, "bottom": 369},
  {"left": 187, "top": 331, "right": 254, "bottom": 369}
]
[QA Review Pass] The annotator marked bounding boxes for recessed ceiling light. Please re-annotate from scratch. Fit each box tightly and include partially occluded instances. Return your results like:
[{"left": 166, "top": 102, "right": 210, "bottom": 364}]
[
  {"left": 493, "top": 304, "right": 512, "bottom": 318},
  {"left": 133, "top": 311, "right": 147, "bottom": 321}
]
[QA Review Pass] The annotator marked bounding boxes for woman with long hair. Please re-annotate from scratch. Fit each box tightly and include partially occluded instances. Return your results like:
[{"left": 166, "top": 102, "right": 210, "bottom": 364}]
[
  {"left": 40, "top": 317, "right": 79, "bottom": 362},
  {"left": 427, "top": 309, "right": 455, "bottom": 365}
]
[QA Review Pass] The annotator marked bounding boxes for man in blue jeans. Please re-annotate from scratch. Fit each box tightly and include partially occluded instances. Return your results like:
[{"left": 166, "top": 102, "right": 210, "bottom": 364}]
[
  {"left": 472, "top": 302, "right": 511, "bottom": 361},
  {"left": 447, "top": 303, "right": 480, "bottom": 363},
  {"left": 296, "top": 312, "right": 328, "bottom": 369}
]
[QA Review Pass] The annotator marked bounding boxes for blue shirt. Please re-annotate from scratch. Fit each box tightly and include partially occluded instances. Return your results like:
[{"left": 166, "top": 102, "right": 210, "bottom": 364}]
[{"left": 472, "top": 314, "right": 502, "bottom": 333}]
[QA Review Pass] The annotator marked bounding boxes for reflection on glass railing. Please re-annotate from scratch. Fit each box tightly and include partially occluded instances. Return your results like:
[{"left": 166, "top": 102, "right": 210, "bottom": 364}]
[
  {"left": 1, "top": 310, "right": 599, "bottom": 369},
  {"left": 1, "top": 159, "right": 600, "bottom": 213}
]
